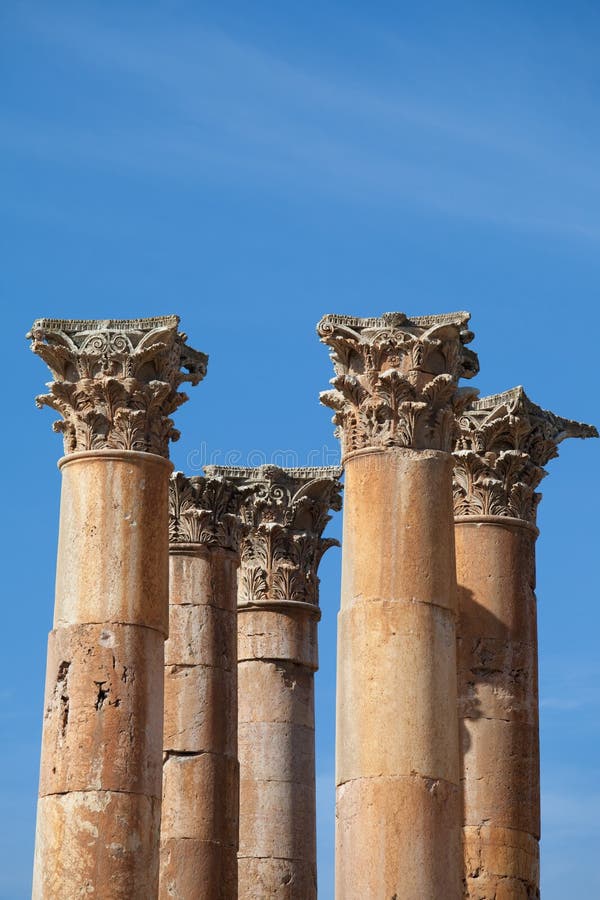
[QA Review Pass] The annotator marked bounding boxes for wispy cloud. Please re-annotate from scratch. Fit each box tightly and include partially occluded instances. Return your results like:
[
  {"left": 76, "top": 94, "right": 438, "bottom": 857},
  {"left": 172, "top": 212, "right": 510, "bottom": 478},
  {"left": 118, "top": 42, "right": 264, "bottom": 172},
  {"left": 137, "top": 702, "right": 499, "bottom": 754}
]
[{"left": 3, "top": 6, "right": 600, "bottom": 241}]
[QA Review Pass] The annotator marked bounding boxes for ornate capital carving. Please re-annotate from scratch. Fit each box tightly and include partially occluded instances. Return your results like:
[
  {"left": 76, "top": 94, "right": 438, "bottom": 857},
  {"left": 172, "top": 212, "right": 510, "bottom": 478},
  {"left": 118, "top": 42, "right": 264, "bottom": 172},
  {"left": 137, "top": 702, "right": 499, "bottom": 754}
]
[
  {"left": 453, "top": 386, "right": 598, "bottom": 523},
  {"left": 28, "top": 316, "right": 207, "bottom": 458},
  {"left": 317, "top": 311, "right": 479, "bottom": 455},
  {"left": 205, "top": 465, "right": 343, "bottom": 607},
  {"left": 169, "top": 472, "right": 244, "bottom": 552}
]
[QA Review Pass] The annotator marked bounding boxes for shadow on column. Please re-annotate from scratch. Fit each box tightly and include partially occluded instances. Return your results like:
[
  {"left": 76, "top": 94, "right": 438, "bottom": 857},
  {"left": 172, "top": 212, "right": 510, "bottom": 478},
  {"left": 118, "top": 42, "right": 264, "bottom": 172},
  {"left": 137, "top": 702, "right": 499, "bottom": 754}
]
[{"left": 457, "top": 584, "right": 540, "bottom": 900}]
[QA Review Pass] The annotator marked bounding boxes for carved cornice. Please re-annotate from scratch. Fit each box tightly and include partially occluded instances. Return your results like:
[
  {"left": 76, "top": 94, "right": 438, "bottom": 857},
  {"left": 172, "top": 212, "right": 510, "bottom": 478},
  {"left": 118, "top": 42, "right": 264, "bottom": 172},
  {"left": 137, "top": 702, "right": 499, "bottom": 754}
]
[
  {"left": 205, "top": 465, "right": 343, "bottom": 607},
  {"left": 317, "top": 311, "right": 479, "bottom": 455},
  {"left": 169, "top": 472, "right": 243, "bottom": 552},
  {"left": 454, "top": 386, "right": 598, "bottom": 523},
  {"left": 28, "top": 316, "right": 207, "bottom": 457}
]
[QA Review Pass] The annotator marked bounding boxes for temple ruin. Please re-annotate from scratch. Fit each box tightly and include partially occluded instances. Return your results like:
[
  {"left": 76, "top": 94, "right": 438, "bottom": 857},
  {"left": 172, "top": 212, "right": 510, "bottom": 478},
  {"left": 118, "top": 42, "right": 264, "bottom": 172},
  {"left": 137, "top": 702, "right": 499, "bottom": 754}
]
[{"left": 28, "top": 312, "right": 596, "bottom": 899}]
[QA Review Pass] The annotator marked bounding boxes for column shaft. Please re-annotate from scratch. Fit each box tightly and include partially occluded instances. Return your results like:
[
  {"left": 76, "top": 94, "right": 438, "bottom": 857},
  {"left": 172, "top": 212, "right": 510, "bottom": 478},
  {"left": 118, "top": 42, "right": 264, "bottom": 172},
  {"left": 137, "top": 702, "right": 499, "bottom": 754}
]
[
  {"left": 456, "top": 519, "right": 540, "bottom": 899},
  {"left": 33, "top": 451, "right": 170, "bottom": 899},
  {"left": 336, "top": 448, "right": 461, "bottom": 900},
  {"left": 238, "top": 605, "right": 318, "bottom": 898},
  {"left": 160, "top": 546, "right": 239, "bottom": 899},
  {"left": 453, "top": 385, "right": 597, "bottom": 898}
]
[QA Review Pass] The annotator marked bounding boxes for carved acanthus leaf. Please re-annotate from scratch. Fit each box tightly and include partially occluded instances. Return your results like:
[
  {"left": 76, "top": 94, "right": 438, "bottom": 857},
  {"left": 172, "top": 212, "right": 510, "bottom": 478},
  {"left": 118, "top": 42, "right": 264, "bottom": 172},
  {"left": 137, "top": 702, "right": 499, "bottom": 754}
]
[
  {"left": 453, "top": 387, "right": 597, "bottom": 523},
  {"left": 169, "top": 471, "right": 244, "bottom": 552},
  {"left": 205, "top": 465, "right": 342, "bottom": 608},
  {"left": 317, "top": 311, "right": 479, "bottom": 454},
  {"left": 28, "top": 316, "right": 207, "bottom": 457}
]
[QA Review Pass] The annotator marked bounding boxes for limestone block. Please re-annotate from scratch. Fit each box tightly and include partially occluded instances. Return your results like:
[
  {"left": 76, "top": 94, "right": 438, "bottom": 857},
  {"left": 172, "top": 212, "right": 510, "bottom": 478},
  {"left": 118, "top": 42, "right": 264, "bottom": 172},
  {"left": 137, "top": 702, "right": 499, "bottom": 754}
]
[
  {"left": 159, "top": 837, "right": 237, "bottom": 900},
  {"left": 32, "top": 791, "right": 160, "bottom": 900},
  {"left": 458, "top": 635, "right": 538, "bottom": 724},
  {"left": 238, "top": 721, "right": 314, "bottom": 783},
  {"left": 462, "top": 718, "right": 540, "bottom": 835},
  {"left": 165, "top": 602, "right": 236, "bottom": 671},
  {"left": 455, "top": 522, "right": 537, "bottom": 643},
  {"left": 341, "top": 449, "right": 456, "bottom": 610},
  {"left": 238, "top": 857, "right": 316, "bottom": 900},
  {"left": 336, "top": 598, "right": 458, "bottom": 784},
  {"left": 336, "top": 775, "right": 461, "bottom": 900},
  {"left": 237, "top": 608, "right": 318, "bottom": 670},
  {"left": 463, "top": 825, "right": 539, "bottom": 884},
  {"left": 55, "top": 453, "right": 170, "bottom": 634},
  {"left": 39, "top": 622, "right": 163, "bottom": 798},
  {"left": 238, "top": 777, "right": 316, "bottom": 860},
  {"left": 169, "top": 548, "right": 239, "bottom": 611},
  {"left": 163, "top": 664, "right": 236, "bottom": 754},
  {"left": 161, "top": 753, "right": 238, "bottom": 846},
  {"left": 238, "top": 660, "right": 314, "bottom": 727}
]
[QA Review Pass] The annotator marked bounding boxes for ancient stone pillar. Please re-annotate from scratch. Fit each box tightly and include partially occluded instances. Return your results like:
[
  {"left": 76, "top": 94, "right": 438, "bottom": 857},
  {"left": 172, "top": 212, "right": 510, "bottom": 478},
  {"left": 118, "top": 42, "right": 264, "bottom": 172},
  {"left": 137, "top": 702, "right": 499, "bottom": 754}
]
[
  {"left": 28, "top": 317, "right": 206, "bottom": 899},
  {"left": 453, "top": 387, "right": 597, "bottom": 900},
  {"left": 160, "top": 471, "right": 243, "bottom": 900},
  {"left": 318, "top": 311, "right": 479, "bottom": 900},
  {"left": 207, "top": 464, "right": 342, "bottom": 900}
]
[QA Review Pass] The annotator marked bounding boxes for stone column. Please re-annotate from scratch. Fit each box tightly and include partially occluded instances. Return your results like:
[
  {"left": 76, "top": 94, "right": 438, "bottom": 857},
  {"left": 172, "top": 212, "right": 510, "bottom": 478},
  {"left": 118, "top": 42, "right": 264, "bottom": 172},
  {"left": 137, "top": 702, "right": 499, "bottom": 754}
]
[
  {"left": 28, "top": 317, "right": 206, "bottom": 899},
  {"left": 453, "top": 387, "right": 597, "bottom": 900},
  {"left": 317, "top": 311, "right": 479, "bottom": 900},
  {"left": 207, "top": 465, "right": 342, "bottom": 900},
  {"left": 160, "top": 471, "right": 243, "bottom": 900}
]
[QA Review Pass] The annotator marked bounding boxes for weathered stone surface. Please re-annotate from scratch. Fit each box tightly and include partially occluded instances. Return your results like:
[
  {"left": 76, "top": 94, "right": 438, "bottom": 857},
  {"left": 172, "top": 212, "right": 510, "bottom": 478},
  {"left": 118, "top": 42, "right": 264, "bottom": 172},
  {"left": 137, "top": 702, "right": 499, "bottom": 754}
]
[
  {"left": 237, "top": 660, "right": 314, "bottom": 728},
  {"left": 161, "top": 753, "right": 238, "bottom": 845},
  {"left": 340, "top": 448, "right": 457, "bottom": 610},
  {"left": 238, "top": 722, "right": 315, "bottom": 783},
  {"left": 169, "top": 547, "right": 239, "bottom": 611},
  {"left": 165, "top": 601, "right": 237, "bottom": 670},
  {"left": 456, "top": 521, "right": 537, "bottom": 643},
  {"left": 237, "top": 608, "right": 318, "bottom": 669},
  {"left": 237, "top": 857, "right": 317, "bottom": 900},
  {"left": 238, "top": 777, "right": 316, "bottom": 861},
  {"left": 55, "top": 452, "right": 171, "bottom": 634},
  {"left": 39, "top": 622, "right": 164, "bottom": 798},
  {"left": 336, "top": 776, "right": 461, "bottom": 900},
  {"left": 28, "top": 315, "right": 206, "bottom": 457},
  {"left": 163, "top": 663, "right": 236, "bottom": 754},
  {"left": 160, "top": 838, "right": 237, "bottom": 900},
  {"left": 462, "top": 717, "right": 540, "bottom": 834},
  {"left": 463, "top": 825, "right": 540, "bottom": 900},
  {"left": 337, "top": 599, "right": 458, "bottom": 785},
  {"left": 33, "top": 791, "right": 161, "bottom": 900}
]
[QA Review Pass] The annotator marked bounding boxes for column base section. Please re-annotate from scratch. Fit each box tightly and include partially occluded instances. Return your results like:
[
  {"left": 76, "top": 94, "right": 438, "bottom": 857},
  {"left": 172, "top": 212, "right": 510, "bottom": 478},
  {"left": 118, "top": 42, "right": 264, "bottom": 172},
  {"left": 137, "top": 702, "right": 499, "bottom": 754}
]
[
  {"left": 336, "top": 775, "right": 461, "bottom": 900},
  {"left": 238, "top": 856, "right": 316, "bottom": 900},
  {"left": 463, "top": 825, "right": 539, "bottom": 900},
  {"left": 32, "top": 791, "right": 160, "bottom": 900}
]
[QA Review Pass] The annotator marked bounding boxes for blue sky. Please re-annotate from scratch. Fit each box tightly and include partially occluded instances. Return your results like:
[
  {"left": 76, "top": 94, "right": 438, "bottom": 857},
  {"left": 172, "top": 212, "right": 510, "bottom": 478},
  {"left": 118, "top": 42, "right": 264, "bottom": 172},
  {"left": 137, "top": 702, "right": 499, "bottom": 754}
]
[{"left": 1, "top": 2, "right": 599, "bottom": 897}]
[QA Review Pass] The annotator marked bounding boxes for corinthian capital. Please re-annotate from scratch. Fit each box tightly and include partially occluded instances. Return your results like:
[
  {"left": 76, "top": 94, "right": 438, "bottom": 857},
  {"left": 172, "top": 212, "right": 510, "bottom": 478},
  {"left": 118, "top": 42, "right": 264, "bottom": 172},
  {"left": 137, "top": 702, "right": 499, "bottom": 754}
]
[
  {"left": 317, "top": 311, "right": 479, "bottom": 455},
  {"left": 205, "top": 465, "right": 343, "bottom": 608},
  {"left": 28, "top": 316, "right": 207, "bottom": 457},
  {"left": 169, "top": 472, "right": 244, "bottom": 552},
  {"left": 453, "top": 386, "right": 597, "bottom": 523}
]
